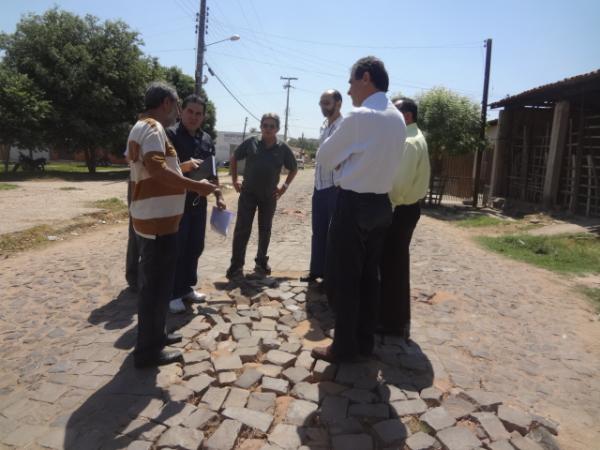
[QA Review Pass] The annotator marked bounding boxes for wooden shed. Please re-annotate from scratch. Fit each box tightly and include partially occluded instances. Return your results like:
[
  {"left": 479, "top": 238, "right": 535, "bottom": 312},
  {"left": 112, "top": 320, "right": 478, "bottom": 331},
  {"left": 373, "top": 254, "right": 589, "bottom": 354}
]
[{"left": 489, "top": 70, "right": 600, "bottom": 216}]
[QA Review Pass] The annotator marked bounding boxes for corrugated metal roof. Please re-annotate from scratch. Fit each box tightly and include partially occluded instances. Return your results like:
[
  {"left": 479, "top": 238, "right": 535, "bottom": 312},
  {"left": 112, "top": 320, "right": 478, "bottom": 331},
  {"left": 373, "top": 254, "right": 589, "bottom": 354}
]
[{"left": 490, "top": 69, "right": 600, "bottom": 108}]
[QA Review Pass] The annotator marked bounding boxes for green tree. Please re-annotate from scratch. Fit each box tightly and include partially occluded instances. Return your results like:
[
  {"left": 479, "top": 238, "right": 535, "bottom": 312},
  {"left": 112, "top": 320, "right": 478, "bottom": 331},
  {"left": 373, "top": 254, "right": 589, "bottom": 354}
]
[
  {"left": 0, "top": 63, "right": 51, "bottom": 172},
  {"left": 0, "top": 8, "right": 154, "bottom": 173},
  {"left": 416, "top": 87, "right": 482, "bottom": 174}
]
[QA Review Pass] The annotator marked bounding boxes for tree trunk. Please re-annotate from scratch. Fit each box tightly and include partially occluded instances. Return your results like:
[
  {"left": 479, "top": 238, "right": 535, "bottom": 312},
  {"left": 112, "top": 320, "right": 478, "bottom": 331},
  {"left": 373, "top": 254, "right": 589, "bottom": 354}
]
[
  {"left": 84, "top": 148, "right": 97, "bottom": 174},
  {"left": 1, "top": 144, "right": 10, "bottom": 173}
]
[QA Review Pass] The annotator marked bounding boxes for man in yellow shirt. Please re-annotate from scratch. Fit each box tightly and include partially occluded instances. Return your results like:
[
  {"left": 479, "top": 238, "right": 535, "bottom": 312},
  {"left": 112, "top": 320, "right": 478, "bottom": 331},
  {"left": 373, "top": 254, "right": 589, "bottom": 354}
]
[{"left": 379, "top": 97, "right": 430, "bottom": 341}]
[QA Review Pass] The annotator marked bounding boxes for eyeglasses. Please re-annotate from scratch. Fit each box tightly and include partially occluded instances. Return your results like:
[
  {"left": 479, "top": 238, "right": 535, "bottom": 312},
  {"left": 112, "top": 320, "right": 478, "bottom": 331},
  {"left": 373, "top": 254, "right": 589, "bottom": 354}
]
[{"left": 261, "top": 123, "right": 277, "bottom": 129}]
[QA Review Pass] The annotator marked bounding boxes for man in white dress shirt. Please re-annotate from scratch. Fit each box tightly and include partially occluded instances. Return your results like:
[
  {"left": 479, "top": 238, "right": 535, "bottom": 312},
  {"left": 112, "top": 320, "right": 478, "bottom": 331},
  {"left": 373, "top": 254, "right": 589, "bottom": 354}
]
[
  {"left": 301, "top": 89, "right": 343, "bottom": 284},
  {"left": 311, "top": 56, "right": 407, "bottom": 363}
]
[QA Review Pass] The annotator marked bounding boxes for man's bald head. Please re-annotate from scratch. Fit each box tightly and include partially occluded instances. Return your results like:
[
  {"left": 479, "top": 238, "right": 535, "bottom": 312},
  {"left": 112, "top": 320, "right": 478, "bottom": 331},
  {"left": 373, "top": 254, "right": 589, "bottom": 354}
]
[{"left": 319, "top": 89, "right": 342, "bottom": 119}]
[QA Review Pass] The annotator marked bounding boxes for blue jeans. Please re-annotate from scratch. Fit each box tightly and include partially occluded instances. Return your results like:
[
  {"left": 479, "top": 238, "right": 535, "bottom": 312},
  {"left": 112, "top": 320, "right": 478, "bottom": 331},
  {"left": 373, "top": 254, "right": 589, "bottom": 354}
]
[
  {"left": 173, "top": 198, "right": 207, "bottom": 298},
  {"left": 309, "top": 186, "right": 337, "bottom": 278}
]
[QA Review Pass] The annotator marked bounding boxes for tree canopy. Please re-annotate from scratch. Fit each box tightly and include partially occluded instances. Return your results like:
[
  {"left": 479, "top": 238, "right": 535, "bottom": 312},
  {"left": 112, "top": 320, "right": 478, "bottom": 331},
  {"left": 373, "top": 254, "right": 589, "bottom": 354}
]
[
  {"left": 416, "top": 87, "right": 482, "bottom": 160},
  {"left": 0, "top": 8, "right": 217, "bottom": 171}
]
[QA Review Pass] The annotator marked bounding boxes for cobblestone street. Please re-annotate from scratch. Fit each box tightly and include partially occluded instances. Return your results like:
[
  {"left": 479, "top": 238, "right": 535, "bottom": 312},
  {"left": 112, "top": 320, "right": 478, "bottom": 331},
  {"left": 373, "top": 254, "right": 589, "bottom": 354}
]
[{"left": 0, "top": 169, "right": 598, "bottom": 449}]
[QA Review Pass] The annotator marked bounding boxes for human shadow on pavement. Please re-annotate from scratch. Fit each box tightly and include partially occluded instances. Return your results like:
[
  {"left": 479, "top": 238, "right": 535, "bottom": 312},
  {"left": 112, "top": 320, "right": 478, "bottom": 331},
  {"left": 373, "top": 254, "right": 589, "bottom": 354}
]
[{"left": 63, "top": 354, "right": 183, "bottom": 449}]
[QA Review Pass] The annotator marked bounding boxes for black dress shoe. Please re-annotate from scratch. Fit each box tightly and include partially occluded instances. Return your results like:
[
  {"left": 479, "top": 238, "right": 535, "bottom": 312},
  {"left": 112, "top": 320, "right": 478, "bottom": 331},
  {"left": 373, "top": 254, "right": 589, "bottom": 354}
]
[
  {"left": 134, "top": 349, "right": 183, "bottom": 368},
  {"left": 300, "top": 275, "right": 318, "bottom": 283},
  {"left": 165, "top": 333, "right": 183, "bottom": 345}
]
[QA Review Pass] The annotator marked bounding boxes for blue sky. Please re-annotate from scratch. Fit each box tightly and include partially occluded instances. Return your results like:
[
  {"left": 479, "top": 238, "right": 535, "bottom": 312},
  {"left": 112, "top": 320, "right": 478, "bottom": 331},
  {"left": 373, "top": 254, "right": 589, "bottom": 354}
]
[{"left": 2, "top": 0, "right": 599, "bottom": 139}]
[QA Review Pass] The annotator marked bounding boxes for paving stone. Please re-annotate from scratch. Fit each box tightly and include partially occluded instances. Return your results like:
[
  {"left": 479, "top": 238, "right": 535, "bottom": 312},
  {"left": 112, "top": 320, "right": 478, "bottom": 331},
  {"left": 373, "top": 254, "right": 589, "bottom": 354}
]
[
  {"left": 279, "top": 315, "right": 298, "bottom": 328},
  {"left": 187, "top": 374, "right": 215, "bottom": 394},
  {"left": 184, "top": 360, "right": 213, "bottom": 379},
  {"left": 268, "top": 423, "right": 303, "bottom": 449},
  {"left": 262, "top": 376, "right": 289, "bottom": 394},
  {"left": 282, "top": 366, "right": 311, "bottom": 385},
  {"left": 320, "top": 396, "right": 349, "bottom": 424},
  {"left": 258, "top": 364, "right": 284, "bottom": 378},
  {"left": 530, "top": 415, "right": 559, "bottom": 436},
  {"left": 262, "top": 337, "right": 282, "bottom": 350},
  {"left": 253, "top": 319, "right": 277, "bottom": 331},
  {"left": 218, "top": 371, "right": 238, "bottom": 385},
  {"left": 372, "top": 418, "right": 409, "bottom": 446},
  {"left": 279, "top": 341, "right": 301, "bottom": 354},
  {"left": 348, "top": 403, "right": 389, "bottom": 419},
  {"left": 497, "top": 405, "right": 532, "bottom": 434},
  {"left": 232, "top": 324, "right": 251, "bottom": 340},
  {"left": 265, "top": 350, "right": 297, "bottom": 367},
  {"left": 259, "top": 306, "right": 281, "bottom": 319},
  {"left": 313, "top": 360, "right": 336, "bottom": 381},
  {"left": 405, "top": 431, "right": 438, "bottom": 450},
  {"left": 29, "top": 382, "right": 69, "bottom": 403},
  {"left": 157, "top": 401, "right": 197, "bottom": 427},
  {"left": 2, "top": 424, "right": 47, "bottom": 447},
  {"left": 285, "top": 398, "right": 318, "bottom": 425},
  {"left": 127, "top": 441, "right": 153, "bottom": 450},
  {"left": 181, "top": 406, "right": 218, "bottom": 429},
  {"left": 235, "top": 368, "right": 263, "bottom": 389},
  {"left": 156, "top": 425, "right": 204, "bottom": 449},
  {"left": 488, "top": 439, "right": 518, "bottom": 450},
  {"left": 234, "top": 346, "right": 260, "bottom": 362},
  {"left": 332, "top": 433, "right": 373, "bottom": 450},
  {"left": 248, "top": 392, "right": 277, "bottom": 413},
  {"left": 212, "top": 354, "right": 243, "bottom": 372},
  {"left": 252, "top": 330, "right": 279, "bottom": 340},
  {"left": 436, "top": 426, "right": 481, "bottom": 450},
  {"left": 442, "top": 395, "right": 477, "bottom": 420},
  {"left": 472, "top": 412, "right": 510, "bottom": 441},
  {"left": 420, "top": 406, "right": 456, "bottom": 431},
  {"left": 341, "top": 388, "right": 378, "bottom": 403},
  {"left": 510, "top": 435, "right": 545, "bottom": 450},
  {"left": 237, "top": 336, "right": 262, "bottom": 348},
  {"left": 390, "top": 399, "right": 428, "bottom": 417},
  {"left": 36, "top": 427, "right": 67, "bottom": 449},
  {"left": 224, "top": 387, "right": 250, "bottom": 409},
  {"left": 460, "top": 390, "right": 503, "bottom": 411},
  {"left": 420, "top": 386, "right": 443, "bottom": 405},
  {"left": 121, "top": 418, "right": 167, "bottom": 441},
  {"left": 378, "top": 384, "right": 407, "bottom": 403},
  {"left": 222, "top": 407, "right": 274, "bottom": 432},
  {"left": 294, "top": 351, "right": 314, "bottom": 370},
  {"left": 329, "top": 417, "right": 364, "bottom": 436},
  {"left": 291, "top": 382, "right": 320, "bottom": 403},
  {"left": 201, "top": 387, "right": 230, "bottom": 411},
  {"left": 527, "top": 426, "right": 561, "bottom": 450},
  {"left": 205, "top": 419, "right": 242, "bottom": 450}
]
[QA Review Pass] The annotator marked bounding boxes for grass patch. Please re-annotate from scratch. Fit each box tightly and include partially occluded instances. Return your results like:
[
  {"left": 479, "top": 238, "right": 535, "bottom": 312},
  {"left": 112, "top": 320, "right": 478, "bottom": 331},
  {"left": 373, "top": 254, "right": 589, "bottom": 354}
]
[
  {"left": 0, "top": 183, "right": 19, "bottom": 190},
  {"left": 579, "top": 286, "right": 600, "bottom": 312},
  {"left": 1, "top": 161, "right": 129, "bottom": 182},
  {"left": 45, "top": 162, "right": 128, "bottom": 173},
  {"left": 478, "top": 233, "right": 600, "bottom": 274},
  {"left": 456, "top": 215, "right": 507, "bottom": 228},
  {"left": 90, "top": 197, "right": 127, "bottom": 214},
  {"left": 59, "top": 186, "right": 82, "bottom": 191}
]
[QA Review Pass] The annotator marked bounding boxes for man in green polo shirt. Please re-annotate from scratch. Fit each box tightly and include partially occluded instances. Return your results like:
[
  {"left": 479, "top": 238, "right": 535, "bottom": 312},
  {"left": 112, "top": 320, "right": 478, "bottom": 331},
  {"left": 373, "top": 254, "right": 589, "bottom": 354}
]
[{"left": 227, "top": 113, "right": 298, "bottom": 280}]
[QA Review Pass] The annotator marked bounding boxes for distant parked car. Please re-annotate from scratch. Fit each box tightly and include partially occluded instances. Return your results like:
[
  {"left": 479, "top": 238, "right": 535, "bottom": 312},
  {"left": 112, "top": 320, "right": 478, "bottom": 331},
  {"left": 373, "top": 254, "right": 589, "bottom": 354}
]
[{"left": 296, "top": 157, "right": 305, "bottom": 169}]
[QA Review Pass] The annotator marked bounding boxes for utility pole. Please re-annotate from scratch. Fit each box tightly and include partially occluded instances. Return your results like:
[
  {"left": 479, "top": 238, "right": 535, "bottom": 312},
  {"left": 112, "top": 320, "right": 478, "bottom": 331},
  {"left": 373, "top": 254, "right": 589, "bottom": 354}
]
[
  {"left": 472, "top": 38, "right": 492, "bottom": 207},
  {"left": 195, "top": 0, "right": 207, "bottom": 95},
  {"left": 281, "top": 76, "right": 298, "bottom": 141},
  {"left": 242, "top": 116, "right": 248, "bottom": 141}
]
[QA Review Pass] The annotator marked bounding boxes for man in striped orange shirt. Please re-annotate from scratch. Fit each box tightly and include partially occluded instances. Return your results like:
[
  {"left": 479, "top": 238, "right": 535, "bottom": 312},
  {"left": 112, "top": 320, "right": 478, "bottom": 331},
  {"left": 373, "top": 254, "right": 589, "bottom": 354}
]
[{"left": 127, "top": 82, "right": 216, "bottom": 368}]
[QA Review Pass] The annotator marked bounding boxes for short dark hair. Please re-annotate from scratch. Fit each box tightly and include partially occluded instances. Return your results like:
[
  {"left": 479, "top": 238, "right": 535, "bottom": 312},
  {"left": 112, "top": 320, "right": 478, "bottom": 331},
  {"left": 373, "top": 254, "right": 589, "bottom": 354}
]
[
  {"left": 182, "top": 94, "right": 207, "bottom": 113},
  {"left": 261, "top": 113, "right": 280, "bottom": 129},
  {"left": 144, "top": 81, "right": 178, "bottom": 110},
  {"left": 326, "top": 89, "right": 342, "bottom": 103},
  {"left": 351, "top": 56, "right": 389, "bottom": 92},
  {"left": 394, "top": 97, "right": 418, "bottom": 122}
]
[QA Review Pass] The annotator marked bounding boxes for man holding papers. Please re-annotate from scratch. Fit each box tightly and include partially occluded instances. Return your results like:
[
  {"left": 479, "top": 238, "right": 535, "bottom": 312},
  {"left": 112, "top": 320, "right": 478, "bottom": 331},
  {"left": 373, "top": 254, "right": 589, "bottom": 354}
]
[{"left": 167, "top": 95, "right": 226, "bottom": 314}]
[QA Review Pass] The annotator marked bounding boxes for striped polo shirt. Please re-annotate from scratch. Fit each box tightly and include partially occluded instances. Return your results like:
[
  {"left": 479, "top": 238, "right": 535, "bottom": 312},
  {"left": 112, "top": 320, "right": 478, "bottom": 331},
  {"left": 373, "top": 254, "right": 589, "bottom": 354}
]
[{"left": 127, "top": 117, "right": 185, "bottom": 238}]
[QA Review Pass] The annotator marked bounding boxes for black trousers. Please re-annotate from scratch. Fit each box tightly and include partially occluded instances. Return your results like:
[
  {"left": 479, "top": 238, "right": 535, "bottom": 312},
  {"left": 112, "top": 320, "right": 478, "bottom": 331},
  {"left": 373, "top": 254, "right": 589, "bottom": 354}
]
[
  {"left": 173, "top": 198, "right": 207, "bottom": 298},
  {"left": 379, "top": 202, "right": 421, "bottom": 336},
  {"left": 309, "top": 187, "right": 338, "bottom": 278},
  {"left": 125, "top": 180, "right": 139, "bottom": 288},
  {"left": 229, "top": 189, "right": 277, "bottom": 271},
  {"left": 326, "top": 189, "right": 392, "bottom": 359},
  {"left": 134, "top": 233, "right": 178, "bottom": 361}
]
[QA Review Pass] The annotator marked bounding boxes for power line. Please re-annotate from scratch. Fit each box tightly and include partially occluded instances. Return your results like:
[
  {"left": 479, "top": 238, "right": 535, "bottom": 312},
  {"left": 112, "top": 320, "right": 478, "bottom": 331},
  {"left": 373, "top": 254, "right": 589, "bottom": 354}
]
[{"left": 206, "top": 62, "right": 261, "bottom": 121}]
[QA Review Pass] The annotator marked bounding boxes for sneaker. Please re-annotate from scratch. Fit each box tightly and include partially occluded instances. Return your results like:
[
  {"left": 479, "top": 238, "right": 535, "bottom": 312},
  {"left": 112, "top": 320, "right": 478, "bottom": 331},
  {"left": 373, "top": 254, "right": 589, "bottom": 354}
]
[
  {"left": 169, "top": 298, "right": 186, "bottom": 314},
  {"left": 183, "top": 290, "right": 207, "bottom": 303}
]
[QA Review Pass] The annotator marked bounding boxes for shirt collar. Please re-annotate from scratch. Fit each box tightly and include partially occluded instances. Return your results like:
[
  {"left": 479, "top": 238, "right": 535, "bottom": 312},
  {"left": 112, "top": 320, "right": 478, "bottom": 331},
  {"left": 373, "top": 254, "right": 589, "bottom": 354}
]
[
  {"left": 361, "top": 91, "right": 388, "bottom": 109},
  {"left": 177, "top": 121, "right": 202, "bottom": 138}
]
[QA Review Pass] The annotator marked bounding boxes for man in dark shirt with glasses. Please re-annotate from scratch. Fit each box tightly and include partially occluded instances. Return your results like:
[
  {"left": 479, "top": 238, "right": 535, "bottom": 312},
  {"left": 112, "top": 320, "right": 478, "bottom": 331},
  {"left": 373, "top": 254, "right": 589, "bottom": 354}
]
[{"left": 226, "top": 113, "right": 298, "bottom": 280}]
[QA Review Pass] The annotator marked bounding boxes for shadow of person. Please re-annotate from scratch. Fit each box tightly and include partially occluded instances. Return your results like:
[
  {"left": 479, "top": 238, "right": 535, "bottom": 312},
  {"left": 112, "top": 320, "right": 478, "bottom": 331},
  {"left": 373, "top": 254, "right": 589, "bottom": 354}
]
[
  {"left": 64, "top": 354, "right": 167, "bottom": 449},
  {"left": 88, "top": 288, "right": 137, "bottom": 330}
]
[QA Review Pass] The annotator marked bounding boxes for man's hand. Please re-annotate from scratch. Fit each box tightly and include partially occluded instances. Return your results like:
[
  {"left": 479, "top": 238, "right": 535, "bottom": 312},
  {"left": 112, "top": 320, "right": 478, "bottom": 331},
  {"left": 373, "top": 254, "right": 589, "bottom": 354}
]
[
  {"left": 274, "top": 184, "right": 287, "bottom": 200},
  {"left": 180, "top": 158, "right": 202, "bottom": 173},
  {"left": 192, "top": 179, "right": 217, "bottom": 196},
  {"left": 216, "top": 196, "right": 227, "bottom": 210},
  {"left": 233, "top": 181, "right": 242, "bottom": 193}
]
